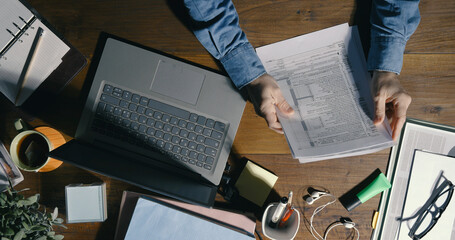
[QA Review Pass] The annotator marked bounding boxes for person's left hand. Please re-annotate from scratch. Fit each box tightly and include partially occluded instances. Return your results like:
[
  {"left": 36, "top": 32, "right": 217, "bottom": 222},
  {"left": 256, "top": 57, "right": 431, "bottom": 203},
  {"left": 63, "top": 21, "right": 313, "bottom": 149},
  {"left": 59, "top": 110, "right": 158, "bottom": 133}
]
[
  {"left": 371, "top": 71, "right": 412, "bottom": 141},
  {"left": 246, "top": 74, "right": 294, "bottom": 134}
]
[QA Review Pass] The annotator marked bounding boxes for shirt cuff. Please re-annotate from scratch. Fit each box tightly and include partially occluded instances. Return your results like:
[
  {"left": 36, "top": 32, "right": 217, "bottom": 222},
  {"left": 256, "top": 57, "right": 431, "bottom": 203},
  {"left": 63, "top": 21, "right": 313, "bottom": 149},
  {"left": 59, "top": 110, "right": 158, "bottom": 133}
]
[
  {"left": 367, "top": 36, "right": 407, "bottom": 74},
  {"left": 220, "top": 42, "right": 266, "bottom": 89}
]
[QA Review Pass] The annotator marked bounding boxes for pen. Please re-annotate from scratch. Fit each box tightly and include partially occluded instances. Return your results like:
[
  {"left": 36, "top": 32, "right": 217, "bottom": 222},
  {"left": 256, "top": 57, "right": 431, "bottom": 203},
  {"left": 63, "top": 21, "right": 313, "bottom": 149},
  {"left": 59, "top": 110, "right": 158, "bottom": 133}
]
[
  {"left": 269, "top": 196, "right": 288, "bottom": 228},
  {"left": 287, "top": 190, "right": 293, "bottom": 207},
  {"left": 278, "top": 207, "right": 295, "bottom": 228},
  {"left": 15, "top": 27, "right": 43, "bottom": 105},
  {"left": 275, "top": 191, "right": 294, "bottom": 228}
]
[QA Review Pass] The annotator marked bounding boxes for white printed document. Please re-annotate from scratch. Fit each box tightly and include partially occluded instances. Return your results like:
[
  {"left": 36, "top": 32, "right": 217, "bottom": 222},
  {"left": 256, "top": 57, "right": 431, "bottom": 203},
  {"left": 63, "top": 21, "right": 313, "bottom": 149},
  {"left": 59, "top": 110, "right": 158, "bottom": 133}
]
[{"left": 256, "top": 23, "right": 394, "bottom": 163}]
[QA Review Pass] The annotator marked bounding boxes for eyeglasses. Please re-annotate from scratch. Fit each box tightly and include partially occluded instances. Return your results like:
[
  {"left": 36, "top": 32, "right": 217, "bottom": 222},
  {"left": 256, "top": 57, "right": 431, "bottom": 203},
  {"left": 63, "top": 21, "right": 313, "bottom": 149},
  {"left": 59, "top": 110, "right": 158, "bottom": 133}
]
[{"left": 408, "top": 178, "right": 454, "bottom": 240}]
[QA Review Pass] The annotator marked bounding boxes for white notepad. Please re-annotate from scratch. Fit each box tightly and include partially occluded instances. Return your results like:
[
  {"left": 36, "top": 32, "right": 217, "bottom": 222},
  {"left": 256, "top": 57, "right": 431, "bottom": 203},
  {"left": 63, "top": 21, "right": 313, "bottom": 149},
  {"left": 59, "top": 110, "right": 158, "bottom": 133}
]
[
  {"left": 0, "top": 0, "right": 70, "bottom": 105},
  {"left": 65, "top": 183, "right": 107, "bottom": 223}
]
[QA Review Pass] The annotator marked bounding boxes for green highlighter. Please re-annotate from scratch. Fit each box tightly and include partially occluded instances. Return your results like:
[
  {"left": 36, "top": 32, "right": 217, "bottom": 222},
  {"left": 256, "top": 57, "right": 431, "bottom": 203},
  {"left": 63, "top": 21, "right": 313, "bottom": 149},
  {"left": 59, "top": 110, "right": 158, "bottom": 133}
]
[{"left": 340, "top": 172, "right": 391, "bottom": 212}]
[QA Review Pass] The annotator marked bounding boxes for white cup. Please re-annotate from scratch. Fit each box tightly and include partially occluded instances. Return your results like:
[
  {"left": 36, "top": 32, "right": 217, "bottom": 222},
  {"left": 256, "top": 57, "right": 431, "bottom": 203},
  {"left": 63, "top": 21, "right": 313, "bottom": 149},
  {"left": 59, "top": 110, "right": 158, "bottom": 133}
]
[
  {"left": 10, "top": 119, "right": 53, "bottom": 172},
  {"left": 262, "top": 203, "right": 300, "bottom": 240}
]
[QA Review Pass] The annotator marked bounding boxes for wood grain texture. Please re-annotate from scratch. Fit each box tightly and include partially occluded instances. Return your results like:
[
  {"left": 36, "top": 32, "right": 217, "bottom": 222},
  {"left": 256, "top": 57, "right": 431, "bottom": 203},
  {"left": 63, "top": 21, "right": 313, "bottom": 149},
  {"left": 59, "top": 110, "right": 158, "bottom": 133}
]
[
  {"left": 0, "top": 0, "right": 454, "bottom": 239},
  {"left": 406, "top": 0, "right": 455, "bottom": 53}
]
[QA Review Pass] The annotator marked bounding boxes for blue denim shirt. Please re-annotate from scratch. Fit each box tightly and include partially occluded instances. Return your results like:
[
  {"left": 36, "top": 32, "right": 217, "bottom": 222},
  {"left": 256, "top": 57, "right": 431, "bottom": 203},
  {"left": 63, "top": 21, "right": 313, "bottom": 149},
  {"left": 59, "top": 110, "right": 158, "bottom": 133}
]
[
  {"left": 184, "top": 0, "right": 420, "bottom": 89},
  {"left": 368, "top": 0, "right": 420, "bottom": 74}
]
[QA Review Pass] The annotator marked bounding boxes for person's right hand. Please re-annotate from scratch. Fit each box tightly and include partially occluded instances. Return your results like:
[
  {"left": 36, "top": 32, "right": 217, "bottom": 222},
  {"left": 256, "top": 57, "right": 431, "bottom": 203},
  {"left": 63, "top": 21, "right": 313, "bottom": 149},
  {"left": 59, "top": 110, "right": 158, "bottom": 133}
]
[
  {"left": 245, "top": 74, "right": 294, "bottom": 134},
  {"left": 371, "top": 71, "right": 412, "bottom": 141}
]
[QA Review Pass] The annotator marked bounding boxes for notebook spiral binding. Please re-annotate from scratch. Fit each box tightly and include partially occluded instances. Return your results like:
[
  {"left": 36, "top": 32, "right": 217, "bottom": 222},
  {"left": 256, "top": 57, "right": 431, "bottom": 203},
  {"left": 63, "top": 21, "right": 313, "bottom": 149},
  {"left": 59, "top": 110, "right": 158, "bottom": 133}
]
[{"left": 0, "top": 15, "right": 37, "bottom": 57}]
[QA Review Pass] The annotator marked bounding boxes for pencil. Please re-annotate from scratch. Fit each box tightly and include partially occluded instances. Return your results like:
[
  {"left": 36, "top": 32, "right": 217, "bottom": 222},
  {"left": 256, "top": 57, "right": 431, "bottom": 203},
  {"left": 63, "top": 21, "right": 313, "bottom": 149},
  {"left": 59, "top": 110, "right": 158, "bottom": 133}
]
[{"left": 15, "top": 27, "right": 44, "bottom": 105}]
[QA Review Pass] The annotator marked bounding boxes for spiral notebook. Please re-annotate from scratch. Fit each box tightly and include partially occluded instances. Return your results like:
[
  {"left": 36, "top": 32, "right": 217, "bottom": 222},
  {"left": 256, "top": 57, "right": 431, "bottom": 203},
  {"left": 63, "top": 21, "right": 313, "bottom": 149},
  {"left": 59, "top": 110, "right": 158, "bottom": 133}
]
[{"left": 0, "top": 0, "right": 85, "bottom": 106}]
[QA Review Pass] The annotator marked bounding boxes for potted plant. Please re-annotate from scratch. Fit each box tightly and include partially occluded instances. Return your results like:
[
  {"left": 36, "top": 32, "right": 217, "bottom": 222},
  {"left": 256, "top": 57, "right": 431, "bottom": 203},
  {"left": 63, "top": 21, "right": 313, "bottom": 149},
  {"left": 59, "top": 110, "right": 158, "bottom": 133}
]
[{"left": 0, "top": 186, "right": 66, "bottom": 240}]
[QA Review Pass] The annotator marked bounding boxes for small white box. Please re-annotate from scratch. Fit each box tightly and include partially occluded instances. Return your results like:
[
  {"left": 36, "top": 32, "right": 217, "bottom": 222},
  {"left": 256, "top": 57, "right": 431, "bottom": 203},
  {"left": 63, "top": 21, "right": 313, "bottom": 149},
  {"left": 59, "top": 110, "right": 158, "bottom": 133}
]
[{"left": 65, "top": 182, "right": 107, "bottom": 223}]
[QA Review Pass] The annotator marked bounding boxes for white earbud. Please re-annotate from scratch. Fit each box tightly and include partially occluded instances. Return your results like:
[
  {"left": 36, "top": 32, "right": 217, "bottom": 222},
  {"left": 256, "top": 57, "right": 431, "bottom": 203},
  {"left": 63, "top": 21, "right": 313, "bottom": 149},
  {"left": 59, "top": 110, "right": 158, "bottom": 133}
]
[
  {"left": 324, "top": 218, "right": 359, "bottom": 240},
  {"left": 343, "top": 221, "right": 355, "bottom": 229},
  {"left": 305, "top": 191, "right": 327, "bottom": 205},
  {"left": 340, "top": 217, "right": 356, "bottom": 229}
]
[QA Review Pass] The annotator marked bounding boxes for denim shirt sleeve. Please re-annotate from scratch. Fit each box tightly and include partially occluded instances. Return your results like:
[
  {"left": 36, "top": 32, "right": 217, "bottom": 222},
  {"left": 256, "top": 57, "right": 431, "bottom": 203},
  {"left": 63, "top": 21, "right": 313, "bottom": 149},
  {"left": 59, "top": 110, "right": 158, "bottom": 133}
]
[
  {"left": 368, "top": 0, "right": 421, "bottom": 74},
  {"left": 184, "top": 0, "right": 266, "bottom": 89}
]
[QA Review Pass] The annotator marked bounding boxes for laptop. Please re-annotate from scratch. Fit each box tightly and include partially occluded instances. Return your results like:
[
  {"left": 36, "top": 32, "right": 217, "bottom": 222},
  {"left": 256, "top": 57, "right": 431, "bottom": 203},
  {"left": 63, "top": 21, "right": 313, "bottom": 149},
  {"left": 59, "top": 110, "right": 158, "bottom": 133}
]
[{"left": 49, "top": 33, "right": 246, "bottom": 206}]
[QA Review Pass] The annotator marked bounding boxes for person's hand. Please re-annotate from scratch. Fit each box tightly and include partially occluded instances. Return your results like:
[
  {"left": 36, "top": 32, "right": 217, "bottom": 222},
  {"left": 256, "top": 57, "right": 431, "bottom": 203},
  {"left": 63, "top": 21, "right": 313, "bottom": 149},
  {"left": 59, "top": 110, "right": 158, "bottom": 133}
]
[
  {"left": 246, "top": 74, "right": 294, "bottom": 134},
  {"left": 371, "top": 71, "right": 412, "bottom": 141}
]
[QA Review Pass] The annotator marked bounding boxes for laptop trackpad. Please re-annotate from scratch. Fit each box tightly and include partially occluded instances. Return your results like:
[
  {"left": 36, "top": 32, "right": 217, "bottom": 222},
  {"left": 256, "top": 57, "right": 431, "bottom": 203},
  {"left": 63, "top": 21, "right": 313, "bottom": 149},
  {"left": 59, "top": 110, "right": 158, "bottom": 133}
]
[{"left": 151, "top": 60, "right": 205, "bottom": 105}]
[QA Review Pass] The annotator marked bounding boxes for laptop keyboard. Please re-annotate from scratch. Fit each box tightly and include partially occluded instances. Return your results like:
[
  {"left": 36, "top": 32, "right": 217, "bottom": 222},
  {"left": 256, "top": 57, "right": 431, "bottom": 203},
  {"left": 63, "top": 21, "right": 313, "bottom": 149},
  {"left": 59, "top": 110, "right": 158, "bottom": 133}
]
[{"left": 91, "top": 84, "right": 226, "bottom": 171}]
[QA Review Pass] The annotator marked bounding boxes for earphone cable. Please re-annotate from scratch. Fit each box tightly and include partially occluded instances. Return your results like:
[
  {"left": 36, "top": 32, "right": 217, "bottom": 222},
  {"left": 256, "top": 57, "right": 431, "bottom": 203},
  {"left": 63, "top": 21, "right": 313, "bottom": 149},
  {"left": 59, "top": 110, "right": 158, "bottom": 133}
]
[
  {"left": 324, "top": 222, "right": 360, "bottom": 240},
  {"left": 309, "top": 194, "right": 336, "bottom": 240}
]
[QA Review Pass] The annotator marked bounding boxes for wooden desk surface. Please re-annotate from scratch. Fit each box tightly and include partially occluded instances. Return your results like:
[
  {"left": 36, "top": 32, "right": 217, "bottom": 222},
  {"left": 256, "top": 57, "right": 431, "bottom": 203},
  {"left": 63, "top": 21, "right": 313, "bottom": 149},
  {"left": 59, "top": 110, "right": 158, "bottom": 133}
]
[{"left": 1, "top": 0, "right": 454, "bottom": 239}]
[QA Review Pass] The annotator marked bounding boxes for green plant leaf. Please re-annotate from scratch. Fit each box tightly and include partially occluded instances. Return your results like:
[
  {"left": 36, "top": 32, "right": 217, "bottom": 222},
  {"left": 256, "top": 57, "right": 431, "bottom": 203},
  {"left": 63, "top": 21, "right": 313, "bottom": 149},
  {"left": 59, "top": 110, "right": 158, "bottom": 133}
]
[
  {"left": 27, "top": 194, "right": 39, "bottom": 203},
  {"left": 13, "top": 229, "right": 25, "bottom": 240},
  {"left": 30, "top": 225, "right": 47, "bottom": 232},
  {"left": 17, "top": 198, "right": 35, "bottom": 207},
  {"left": 53, "top": 218, "right": 64, "bottom": 224},
  {"left": 0, "top": 194, "right": 6, "bottom": 206},
  {"left": 23, "top": 212, "right": 31, "bottom": 224},
  {"left": 4, "top": 228, "right": 14, "bottom": 236},
  {"left": 21, "top": 222, "right": 30, "bottom": 230},
  {"left": 54, "top": 235, "right": 64, "bottom": 240},
  {"left": 53, "top": 222, "right": 67, "bottom": 229},
  {"left": 15, "top": 188, "right": 29, "bottom": 193},
  {"left": 16, "top": 200, "right": 24, "bottom": 207},
  {"left": 1, "top": 188, "right": 64, "bottom": 239},
  {"left": 51, "top": 207, "right": 58, "bottom": 221}
]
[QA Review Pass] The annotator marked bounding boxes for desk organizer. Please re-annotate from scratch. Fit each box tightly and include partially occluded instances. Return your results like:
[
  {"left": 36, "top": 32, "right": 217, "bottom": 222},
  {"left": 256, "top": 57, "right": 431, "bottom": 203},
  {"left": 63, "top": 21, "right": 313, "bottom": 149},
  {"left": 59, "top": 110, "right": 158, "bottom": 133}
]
[
  {"left": 65, "top": 182, "right": 107, "bottom": 223},
  {"left": 262, "top": 203, "right": 300, "bottom": 240}
]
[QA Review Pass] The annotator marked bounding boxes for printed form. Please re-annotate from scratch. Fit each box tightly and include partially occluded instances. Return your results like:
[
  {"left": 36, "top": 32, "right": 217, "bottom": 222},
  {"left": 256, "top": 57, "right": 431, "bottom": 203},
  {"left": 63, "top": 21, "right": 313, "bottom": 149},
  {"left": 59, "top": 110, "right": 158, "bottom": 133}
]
[{"left": 256, "top": 23, "right": 394, "bottom": 162}]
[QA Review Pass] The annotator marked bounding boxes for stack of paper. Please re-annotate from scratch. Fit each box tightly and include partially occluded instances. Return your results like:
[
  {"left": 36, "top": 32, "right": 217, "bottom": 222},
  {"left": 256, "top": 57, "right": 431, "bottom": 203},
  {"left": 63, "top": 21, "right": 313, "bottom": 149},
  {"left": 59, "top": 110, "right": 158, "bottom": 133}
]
[{"left": 256, "top": 23, "right": 395, "bottom": 163}]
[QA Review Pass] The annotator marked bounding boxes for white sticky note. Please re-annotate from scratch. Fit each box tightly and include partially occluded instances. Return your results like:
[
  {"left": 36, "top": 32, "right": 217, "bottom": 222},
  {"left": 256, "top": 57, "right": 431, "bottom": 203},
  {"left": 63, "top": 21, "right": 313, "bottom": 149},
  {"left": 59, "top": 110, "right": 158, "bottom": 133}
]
[{"left": 65, "top": 183, "right": 107, "bottom": 223}]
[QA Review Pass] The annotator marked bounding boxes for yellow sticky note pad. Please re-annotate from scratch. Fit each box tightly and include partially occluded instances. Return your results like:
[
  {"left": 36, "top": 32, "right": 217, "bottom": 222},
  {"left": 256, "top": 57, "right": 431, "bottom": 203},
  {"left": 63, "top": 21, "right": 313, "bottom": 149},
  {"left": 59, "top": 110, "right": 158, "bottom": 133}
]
[{"left": 235, "top": 161, "right": 278, "bottom": 206}]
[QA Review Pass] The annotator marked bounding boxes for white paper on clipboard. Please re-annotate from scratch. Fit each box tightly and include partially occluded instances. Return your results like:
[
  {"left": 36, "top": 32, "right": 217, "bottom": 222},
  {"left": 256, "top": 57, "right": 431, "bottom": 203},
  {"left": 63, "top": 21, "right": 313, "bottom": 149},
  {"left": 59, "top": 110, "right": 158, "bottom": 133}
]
[
  {"left": 397, "top": 150, "right": 455, "bottom": 239},
  {"left": 371, "top": 119, "right": 455, "bottom": 240}
]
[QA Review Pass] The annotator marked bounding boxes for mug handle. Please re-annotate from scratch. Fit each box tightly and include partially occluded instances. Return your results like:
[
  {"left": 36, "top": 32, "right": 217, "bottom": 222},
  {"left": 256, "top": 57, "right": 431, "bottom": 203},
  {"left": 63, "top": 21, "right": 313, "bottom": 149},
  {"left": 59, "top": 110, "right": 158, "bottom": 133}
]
[{"left": 14, "top": 118, "right": 31, "bottom": 133}]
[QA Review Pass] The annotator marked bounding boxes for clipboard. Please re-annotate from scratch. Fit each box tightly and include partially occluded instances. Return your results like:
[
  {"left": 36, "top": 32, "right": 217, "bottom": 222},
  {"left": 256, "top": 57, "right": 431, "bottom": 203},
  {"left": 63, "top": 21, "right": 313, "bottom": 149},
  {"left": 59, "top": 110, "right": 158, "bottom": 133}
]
[
  {"left": 0, "top": 0, "right": 86, "bottom": 107},
  {"left": 397, "top": 150, "right": 455, "bottom": 239},
  {"left": 371, "top": 118, "right": 455, "bottom": 239}
]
